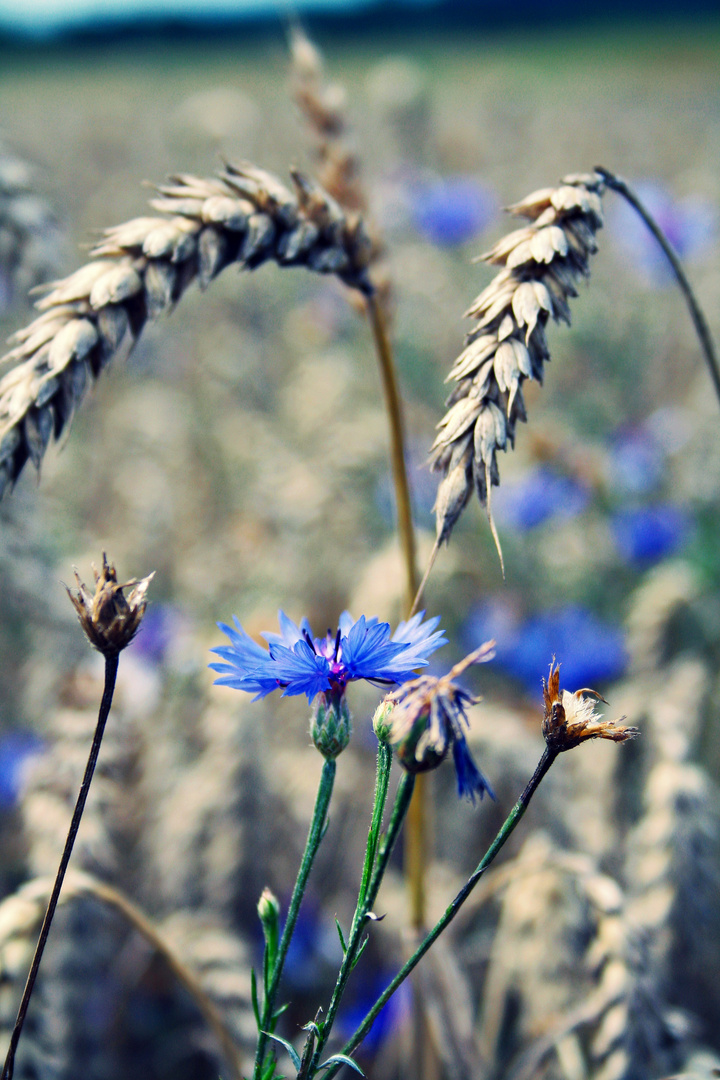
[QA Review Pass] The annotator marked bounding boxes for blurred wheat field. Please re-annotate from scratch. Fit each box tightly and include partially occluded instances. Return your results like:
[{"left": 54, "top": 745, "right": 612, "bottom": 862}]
[{"left": 0, "top": 18, "right": 719, "bottom": 1080}]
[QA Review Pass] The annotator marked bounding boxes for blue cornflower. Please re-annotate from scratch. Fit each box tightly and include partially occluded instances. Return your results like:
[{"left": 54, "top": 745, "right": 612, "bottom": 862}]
[
  {"left": 376, "top": 642, "right": 496, "bottom": 804},
  {"left": 209, "top": 609, "right": 447, "bottom": 704}
]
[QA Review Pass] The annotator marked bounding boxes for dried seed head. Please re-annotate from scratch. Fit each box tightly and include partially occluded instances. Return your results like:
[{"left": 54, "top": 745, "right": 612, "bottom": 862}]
[
  {"left": 431, "top": 171, "right": 606, "bottom": 549},
  {"left": 66, "top": 552, "right": 154, "bottom": 657},
  {"left": 541, "top": 660, "right": 639, "bottom": 753},
  {"left": 381, "top": 641, "right": 496, "bottom": 803}
]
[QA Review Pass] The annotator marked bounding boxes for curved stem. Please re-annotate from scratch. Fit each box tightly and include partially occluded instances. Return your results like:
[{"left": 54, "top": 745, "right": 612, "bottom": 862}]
[
  {"left": 323, "top": 747, "right": 558, "bottom": 1077},
  {"left": 252, "top": 757, "right": 336, "bottom": 1080},
  {"left": 1, "top": 652, "right": 119, "bottom": 1080},
  {"left": 596, "top": 166, "right": 720, "bottom": 410}
]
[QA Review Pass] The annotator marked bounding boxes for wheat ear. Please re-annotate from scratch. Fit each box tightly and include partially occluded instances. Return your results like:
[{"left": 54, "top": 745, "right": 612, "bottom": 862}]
[
  {"left": 0, "top": 138, "right": 60, "bottom": 306},
  {"left": 429, "top": 171, "right": 604, "bottom": 556},
  {"left": 0, "top": 162, "right": 373, "bottom": 498},
  {"left": 0, "top": 871, "right": 245, "bottom": 1080}
]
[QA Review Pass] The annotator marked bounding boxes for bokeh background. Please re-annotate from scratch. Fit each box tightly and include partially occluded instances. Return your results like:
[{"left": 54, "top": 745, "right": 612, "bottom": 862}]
[{"left": 0, "top": 4, "right": 719, "bottom": 1079}]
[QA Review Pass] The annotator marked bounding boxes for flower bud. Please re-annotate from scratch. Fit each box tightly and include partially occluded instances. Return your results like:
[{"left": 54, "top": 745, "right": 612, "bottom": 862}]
[
  {"left": 372, "top": 698, "right": 395, "bottom": 743},
  {"left": 310, "top": 690, "right": 351, "bottom": 758},
  {"left": 66, "top": 553, "right": 154, "bottom": 658}
]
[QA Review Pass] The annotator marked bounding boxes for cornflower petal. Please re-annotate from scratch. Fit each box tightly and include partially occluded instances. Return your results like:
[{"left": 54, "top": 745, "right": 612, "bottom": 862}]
[
  {"left": 452, "top": 736, "right": 495, "bottom": 803},
  {"left": 211, "top": 610, "right": 447, "bottom": 704}
]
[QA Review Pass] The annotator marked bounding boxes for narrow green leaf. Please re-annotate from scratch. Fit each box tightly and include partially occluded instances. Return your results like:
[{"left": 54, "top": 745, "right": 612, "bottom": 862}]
[
  {"left": 319, "top": 1054, "right": 365, "bottom": 1076},
  {"left": 250, "top": 968, "right": 262, "bottom": 1028},
  {"left": 272, "top": 1001, "right": 290, "bottom": 1021},
  {"left": 350, "top": 935, "right": 369, "bottom": 971},
  {"left": 335, "top": 917, "right": 347, "bottom": 955},
  {"left": 263, "top": 1032, "right": 301, "bottom": 1072}
]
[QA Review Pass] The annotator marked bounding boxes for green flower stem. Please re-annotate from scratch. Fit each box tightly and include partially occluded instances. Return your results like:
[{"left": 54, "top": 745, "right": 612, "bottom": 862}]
[
  {"left": 252, "top": 757, "right": 336, "bottom": 1080},
  {"left": 365, "top": 769, "right": 415, "bottom": 913},
  {"left": 2, "top": 652, "right": 119, "bottom": 1080},
  {"left": 306, "top": 744, "right": 394, "bottom": 1075},
  {"left": 595, "top": 166, "right": 720, "bottom": 411},
  {"left": 323, "top": 746, "right": 557, "bottom": 1078}
]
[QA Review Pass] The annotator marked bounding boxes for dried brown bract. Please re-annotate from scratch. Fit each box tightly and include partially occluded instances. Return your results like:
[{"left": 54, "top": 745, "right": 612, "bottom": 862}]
[
  {"left": 431, "top": 172, "right": 605, "bottom": 548},
  {"left": 66, "top": 552, "right": 153, "bottom": 657},
  {"left": 542, "top": 660, "right": 638, "bottom": 753},
  {"left": 0, "top": 163, "right": 373, "bottom": 498}
]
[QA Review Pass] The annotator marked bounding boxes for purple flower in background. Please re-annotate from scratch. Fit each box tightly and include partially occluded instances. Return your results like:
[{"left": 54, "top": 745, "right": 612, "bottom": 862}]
[
  {"left": 210, "top": 610, "right": 447, "bottom": 703},
  {"left": 608, "top": 180, "right": 718, "bottom": 284},
  {"left": 465, "top": 601, "right": 627, "bottom": 693},
  {"left": 410, "top": 175, "right": 497, "bottom": 246},
  {"left": 0, "top": 732, "right": 43, "bottom": 809},
  {"left": 611, "top": 504, "right": 692, "bottom": 566},
  {"left": 493, "top": 466, "right": 591, "bottom": 531}
]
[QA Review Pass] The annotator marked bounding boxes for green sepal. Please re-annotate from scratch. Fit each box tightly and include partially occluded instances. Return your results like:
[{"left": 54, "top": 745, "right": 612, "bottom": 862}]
[
  {"left": 350, "top": 935, "right": 369, "bottom": 971},
  {"left": 335, "top": 917, "right": 347, "bottom": 955},
  {"left": 302, "top": 1020, "right": 323, "bottom": 1038},
  {"left": 263, "top": 1033, "right": 301, "bottom": 1072},
  {"left": 251, "top": 968, "right": 262, "bottom": 1028},
  {"left": 318, "top": 1054, "right": 365, "bottom": 1076}
]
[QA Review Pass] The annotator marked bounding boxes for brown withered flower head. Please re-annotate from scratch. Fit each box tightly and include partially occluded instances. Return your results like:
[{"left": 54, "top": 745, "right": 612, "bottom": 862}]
[
  {"left": 375, "top": 641, "right": 496, "bottom": 803},
  {"left": 66, "top": 552, "right": 154, "bottom": 658},
  {"left": 542, "top": 660, "right": 639, "bottom": 754}
]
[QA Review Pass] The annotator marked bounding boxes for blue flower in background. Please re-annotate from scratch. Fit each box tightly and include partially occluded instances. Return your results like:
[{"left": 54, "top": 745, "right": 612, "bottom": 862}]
[
  {"left": 609, "top": 427, "right": 665, "bottom": 495},
  {"left": 410, "top": 175, "right": 497, "bottom": 246},
  {"left": 210, "top": 610, "right": 446, "bottom": 703},
  {"left": 0, "top": 732, "right": 44, "bottom": 809},
  {"left": 465, "top": 601, "right": 627, "bottom": 693},
  {"left": 611, "top": 504, "right": 692, "bottom": 566},
  {"left": 128, "top": 603, "right": 175, "bottom": 665},
  {"left": 493, "top": 466, "right": 591, "bottom": 531},
  {"left": 338, "top": 970, "right": 411, "bottom": 1057},
  {"left": 608, "top": 180, "right": 718, "bottom": 284}
]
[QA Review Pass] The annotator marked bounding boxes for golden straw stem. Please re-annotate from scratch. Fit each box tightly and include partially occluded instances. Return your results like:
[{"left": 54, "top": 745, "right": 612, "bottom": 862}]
[
  {"left": 365, "top": 293, "right": 419, "bottom": 615},
  {"left": 364, "top": 293, "right": 428, "bottom": 924}
]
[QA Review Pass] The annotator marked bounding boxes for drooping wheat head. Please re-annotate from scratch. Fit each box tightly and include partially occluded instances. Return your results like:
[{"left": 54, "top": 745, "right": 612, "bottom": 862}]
[
  {"left": 0, "top": 162, "right": 373, "bottom": 498},
  {"left": 430, "top": 171, "right": 605, "bottom": 554}
]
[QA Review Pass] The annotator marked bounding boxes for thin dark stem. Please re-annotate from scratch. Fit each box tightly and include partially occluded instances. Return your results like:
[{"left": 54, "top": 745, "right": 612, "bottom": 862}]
[
  {"left": 1, "top": 652, "right": 120, "bottom": 1080},
  {"left": 323, "top": 746, "right": 558, "bottom": 1078},
  {"left": 596, "top": 166, "right": 720, "bottom": 410},
  {"left": 253, "top": 757, "right": 336, "bottom": 1080}
]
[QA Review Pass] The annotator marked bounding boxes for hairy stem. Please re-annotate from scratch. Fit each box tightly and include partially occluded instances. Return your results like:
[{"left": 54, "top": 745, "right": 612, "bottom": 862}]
[
  {"left": 596, "top": 166, "right": 720, "bottom": 410},
  {"left": 1, "top": 652, "right": 119, "bottom": 1080},
  {"left": 323, "top": 747, "right": 558, "bottom": 1077},
  {"left": 307, "top": 744, "right": 393, "bottom": 1075},
  {"left": 253, "top": 757, "right": 336, "bottom": 1080}
]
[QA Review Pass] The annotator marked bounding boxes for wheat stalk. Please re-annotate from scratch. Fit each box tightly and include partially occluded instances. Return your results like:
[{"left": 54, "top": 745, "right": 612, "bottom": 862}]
[
  {"left": 428, "top": 171, "right": 604, "bottom": 567},
  {"left": 0, "top": 162, "right": 373, "bottom": 498}
]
